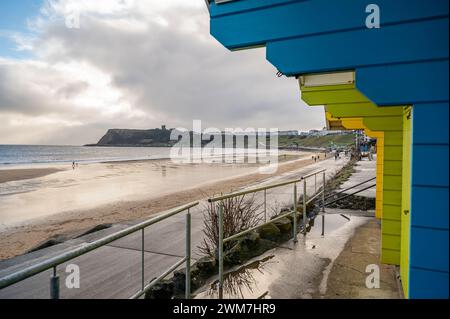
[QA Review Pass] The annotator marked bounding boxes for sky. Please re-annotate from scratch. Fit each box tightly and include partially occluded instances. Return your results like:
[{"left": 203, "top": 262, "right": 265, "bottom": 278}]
[{"left": 0, "top": 0, "right": 325, "bottom": 145}]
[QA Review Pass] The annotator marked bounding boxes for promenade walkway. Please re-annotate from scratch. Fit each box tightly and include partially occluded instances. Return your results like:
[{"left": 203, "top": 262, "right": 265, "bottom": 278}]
[{"left": 194, "top": 158, "right": 400, "bottom": 299}]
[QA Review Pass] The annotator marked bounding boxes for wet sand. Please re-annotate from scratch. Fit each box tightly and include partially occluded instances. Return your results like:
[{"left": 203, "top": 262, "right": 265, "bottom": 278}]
[
  {"left": 0, "top": 156, "right": 324, "bottom": 260},
  {"left": 0, "top": 168, "right": 63, "bottom": 184}
]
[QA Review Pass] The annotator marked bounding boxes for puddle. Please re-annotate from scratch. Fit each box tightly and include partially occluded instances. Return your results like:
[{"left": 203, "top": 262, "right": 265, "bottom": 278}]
[
  {"left": 306, "top": 213, "right": 350, "bottom": 238},
  {"left": 195, "top": 214, "right": 370, "bottom": 299},
  {"left": 196, "top": 255, "right": 277, "bottom": 299}
]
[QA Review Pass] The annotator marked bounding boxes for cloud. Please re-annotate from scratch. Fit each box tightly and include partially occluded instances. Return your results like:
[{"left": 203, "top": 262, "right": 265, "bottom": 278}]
[
  {"left": 56, "top": 81, "right": 89, "bottom": 99},
  {"left": 0, "top": 0, "right": 324, "bottom": 145}
]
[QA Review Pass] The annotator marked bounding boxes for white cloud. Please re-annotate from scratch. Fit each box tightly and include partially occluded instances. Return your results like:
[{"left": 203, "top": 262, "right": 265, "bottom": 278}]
[{"left": 0, "top": 0, "right": 324, "bottom": 145}]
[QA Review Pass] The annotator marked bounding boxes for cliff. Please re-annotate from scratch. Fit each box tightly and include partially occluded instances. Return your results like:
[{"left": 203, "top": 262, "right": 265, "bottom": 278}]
[
  {"left": 90, "top": 127, "right": 355, "bottom": 149},
  {"left": 94, "top": 127, "right": 173, "bottom": 147}
]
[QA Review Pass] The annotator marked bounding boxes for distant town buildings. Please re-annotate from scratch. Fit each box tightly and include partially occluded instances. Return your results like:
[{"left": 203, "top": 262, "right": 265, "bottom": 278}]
[
  {"left": 299, "top": 127, "right": 353, "bottom": 137},
  {"left": 277, "top": 130, "right": 299, "bottom": 136}
]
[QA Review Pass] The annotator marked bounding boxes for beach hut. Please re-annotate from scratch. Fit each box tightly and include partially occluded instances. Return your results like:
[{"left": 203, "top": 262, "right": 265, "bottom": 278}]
[{"left": 204, "top": 0, "right": 449, "bottom": 298}]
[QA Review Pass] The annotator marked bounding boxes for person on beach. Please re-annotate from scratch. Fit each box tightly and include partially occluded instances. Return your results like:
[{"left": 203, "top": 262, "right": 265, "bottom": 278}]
[{"left": 72, "top": 161, "right": 75, "bottom": 170}]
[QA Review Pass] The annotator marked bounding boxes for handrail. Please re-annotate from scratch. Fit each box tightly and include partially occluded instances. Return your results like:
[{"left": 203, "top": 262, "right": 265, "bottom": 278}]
[
  {"left": 324, "top": 176, "right": 376, "bottom": 201},
  {"left": 324, "top": 184, "right": 376, "bottom": 207},
  {"left": 211, "top": 169, "right": 327, "bottom": 298},
  {"left": 301, "top": 168, "right": 327, "bottom": 180},
  {"left": 130, "top": 257, "right": 187, "bottom": 300},
  {"left": 0, "top": 201, "right": 199, "bottom": 299},
  {"left": 208, "top": 169, "right": 327, "bottom": 203}
]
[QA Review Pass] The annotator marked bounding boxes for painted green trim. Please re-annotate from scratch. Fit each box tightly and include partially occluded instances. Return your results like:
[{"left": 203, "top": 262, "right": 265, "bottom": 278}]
[
  {"left": 326, "top": 103, "right": 404, "bottom": 118},
  {"left": 364, "top": 117, "right": 403, "bottom": 132},
  {"left": 401, "top": 107, "right": 412, "bottom": 298},
  {"left": 302, "top": 89, "right": 368, "bottom": 105},
  {"left": 381, "top": 250, "right": 401, "bottom": 266},
  {"left": 301, "top": 83, "right": 369, "bottom": 105},
  {"left": 301, "top": 83, "right": 356, "bottom": 92}
]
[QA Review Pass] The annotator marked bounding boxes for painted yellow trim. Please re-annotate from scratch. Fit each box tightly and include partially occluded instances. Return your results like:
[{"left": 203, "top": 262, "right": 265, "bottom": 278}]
[
  {"left": 299, "top": 80, "right": 406, "bottom": 267},
  {"left": 337, "top": 117, "right": 384, "bottom": 219},
  {"left": 325, "top": 111, "right": 346, "bottom": 130}
]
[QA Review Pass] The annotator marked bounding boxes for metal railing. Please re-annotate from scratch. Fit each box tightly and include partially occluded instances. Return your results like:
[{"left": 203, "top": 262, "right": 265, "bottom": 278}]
[
  {"left": 208, "top": 169, "right": 327, "bottom": 299},
  {"left": 0, "top": 201, "right": 199, "bottom": 299},
  {"left": 324, "top": 177, "right": 376, "bottom": 207}
]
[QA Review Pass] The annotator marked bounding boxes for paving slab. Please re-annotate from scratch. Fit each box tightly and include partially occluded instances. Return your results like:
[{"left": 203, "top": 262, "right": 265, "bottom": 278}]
[{"left": 323, "top": 219, "right": 401, "bottom": 299}]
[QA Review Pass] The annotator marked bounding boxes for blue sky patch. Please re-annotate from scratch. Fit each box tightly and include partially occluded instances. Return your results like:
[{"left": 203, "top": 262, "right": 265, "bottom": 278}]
[{"left": 0, "top": 0, "right": 43, "bottom": 58}]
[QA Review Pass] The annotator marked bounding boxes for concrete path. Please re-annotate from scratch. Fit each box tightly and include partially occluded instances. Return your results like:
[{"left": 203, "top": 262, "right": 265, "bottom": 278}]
[
  {"left": 195, "top": 159, "right": 400, "bottom": 299},
  {"left": 0, "top": 157, "right": 348, "bottom": 299},
  {"left": 194, "top": 215, "right": 401, "bottom": 299},
  {"left": 339, "top": 157, "right": 377, "bottom": 198},
  {"left": 195, "top": 212, "right": 373, "bottom": 299},
  {"left": 323, "top": 218, "right": 401, "bottom": 298},
  {"left": 316, "top": 158, "right": 400, "bottom": 298}
]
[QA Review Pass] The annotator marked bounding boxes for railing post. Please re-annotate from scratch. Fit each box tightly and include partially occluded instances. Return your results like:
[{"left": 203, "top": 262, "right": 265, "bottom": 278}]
[
  {"left": 303, "top": 178, "right": 307, "bottom": 236},
  {"left": 218, "top": 202, "right": 224, "bottom": 299},
  {"left": 322, "top": 171, "right": 326, "bottom": 236},
  {"left": 185, "top": 209, "right": 191, "bottom": 299},
  {"left": 293, "top": 183, "right": 298, "bottom": 243},
  {"left": 321, "top": 214, "right": 325, "bottom": 236},
  {"left": 141, "top": 228, "right": 145, "bottom": 292},
  {"left": 322, "top": 171, "right": 326, "bottom": 213},
  {"left": 50, "top": 266, "right": 59, "bottom": 299},
  {"left": 315, "top": 174, "right": 317, "bottom": 193},
  {"left": 264, "top": 189, "right": 267, "bottom": 222}
]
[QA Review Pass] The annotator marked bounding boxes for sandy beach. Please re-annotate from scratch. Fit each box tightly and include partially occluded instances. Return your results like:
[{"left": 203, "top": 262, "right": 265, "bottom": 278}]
[
  {"left": 0, "top": 153, "right": 325, "bottom": 260},
  {"left": 0, "top": 168, "right": 64, "bottom": 184}
]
